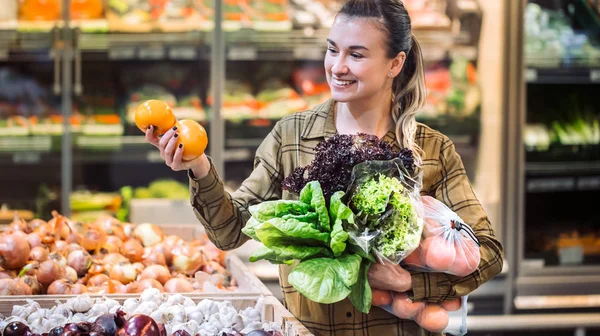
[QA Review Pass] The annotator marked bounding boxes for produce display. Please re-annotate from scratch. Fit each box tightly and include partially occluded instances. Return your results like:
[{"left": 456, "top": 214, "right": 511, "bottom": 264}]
[
  {"left": 525, "top": 3, "right": 600, "bottom": 67},
  {"left": 134, "top": 99, "right": 208, "bottom": 162},
  {"left": 0, "top": 289, "right": 283, "bottom": 335},
  {"left": 0, "top": 212, "right": 233, "bottom": 296}
]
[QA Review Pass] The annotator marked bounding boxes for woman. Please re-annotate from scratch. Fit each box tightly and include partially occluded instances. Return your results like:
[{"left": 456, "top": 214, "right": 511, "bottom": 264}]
[{"left": 146, "top": 0, "right": 504, "bottom": 334}]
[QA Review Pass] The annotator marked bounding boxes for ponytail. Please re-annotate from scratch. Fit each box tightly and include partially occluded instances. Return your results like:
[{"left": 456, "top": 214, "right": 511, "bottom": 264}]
[{"left": 391, "top": 35, "right": 426, "bottom": 165}]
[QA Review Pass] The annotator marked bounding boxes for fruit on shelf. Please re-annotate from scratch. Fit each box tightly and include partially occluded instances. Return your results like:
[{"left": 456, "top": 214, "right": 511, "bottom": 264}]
[
  {"left": 18, "top": 0, "right": 61, "bottom": 21},
  {"left": 71, "top": 0, "right": 104, "bottom": 20},
  {"left": 134, "top": 99, "right": 177, "bottom": 135},
  {"left": 175, "top": 119, "right": 208, "bottom": 161}
]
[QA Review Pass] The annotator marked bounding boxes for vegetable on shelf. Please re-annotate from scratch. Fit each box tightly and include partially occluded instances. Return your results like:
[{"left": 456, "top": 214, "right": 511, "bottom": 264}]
[
  {"left": 0, "top": 289, "right": 283, "bottom": 335},
  {"left": 0, "top": 211, "right": 234, "bottom": 296}
]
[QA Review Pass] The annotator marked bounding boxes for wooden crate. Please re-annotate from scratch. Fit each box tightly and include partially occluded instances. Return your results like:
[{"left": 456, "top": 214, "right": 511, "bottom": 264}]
[{"left": 0, "top": 294, "right": 313, "bottom": 336}]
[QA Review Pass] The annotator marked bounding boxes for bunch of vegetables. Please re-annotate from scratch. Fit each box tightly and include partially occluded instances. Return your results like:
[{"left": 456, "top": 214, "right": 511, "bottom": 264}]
[
  {"left": 0, "top": 288, "right": 281, "bottom": 336},
  {"left": 0, "top": 211, "right": 232, "bottom": 296},
  {"left": 134, "top": 100, "right": 208, "bottom": 161}
]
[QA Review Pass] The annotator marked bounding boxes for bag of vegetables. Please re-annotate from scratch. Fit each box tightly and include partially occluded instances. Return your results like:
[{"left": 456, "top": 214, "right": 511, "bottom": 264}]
[
  {"left": 345, "top": 157, "right": 424, "bottom": 264},
  {"left": 401, "top": 196, "right": 481, "bottom": 277}
]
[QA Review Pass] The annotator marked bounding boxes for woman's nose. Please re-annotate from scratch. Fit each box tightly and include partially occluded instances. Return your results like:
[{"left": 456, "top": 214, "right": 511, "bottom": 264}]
[{"left": 331, "top": 58, "right": 349, "bottom": 75}]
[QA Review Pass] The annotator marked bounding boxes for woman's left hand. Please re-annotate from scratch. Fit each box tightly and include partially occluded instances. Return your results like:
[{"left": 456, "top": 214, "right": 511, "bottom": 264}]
[{"left": 368, "top": 261, "right": 412, "bottom": 292}]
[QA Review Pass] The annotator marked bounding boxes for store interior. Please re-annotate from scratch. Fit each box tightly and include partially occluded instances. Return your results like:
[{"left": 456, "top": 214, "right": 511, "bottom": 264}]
[{"left": 0, "top": 0, "right": 599, "bottom": 335}]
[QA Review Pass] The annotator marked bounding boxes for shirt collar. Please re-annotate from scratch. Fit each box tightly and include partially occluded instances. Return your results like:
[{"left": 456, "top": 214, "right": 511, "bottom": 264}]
[{"left": 301, "top": 98, "right": 399, "bottom": 148}]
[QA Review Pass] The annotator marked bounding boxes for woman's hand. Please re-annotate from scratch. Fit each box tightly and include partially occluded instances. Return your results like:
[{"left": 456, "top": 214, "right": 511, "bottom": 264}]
[
  {"left": 145, "top": 125, "right": 210, "bottom": 178},
  {"left": 368, "top": 261, "right": 412, "bottom": 292}
]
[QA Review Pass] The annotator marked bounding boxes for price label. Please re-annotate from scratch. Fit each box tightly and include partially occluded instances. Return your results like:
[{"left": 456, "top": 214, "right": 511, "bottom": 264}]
[
  {"left": 138, "top": 47, "right": 165, "bottom": 60},
  {"left": 109, "top": 47, "right": 135, "bottom": 60},
  {"left": 590, "top": 70, "right": 600, "bottom": 82},
  {"left": 525, "top": 68, "right": 538, "bottom": 82},
  {"left": 227, "top": 46, "right": 257, "bottom": 60},
  {"left": 169, "top": 47, "right": 197, "bottom": 60},
  {"left": 12, "top": 152, "right": 41, "bottom": 164},
  {"left": 293, "top": 46, "right": 323, "bottom": 60}
]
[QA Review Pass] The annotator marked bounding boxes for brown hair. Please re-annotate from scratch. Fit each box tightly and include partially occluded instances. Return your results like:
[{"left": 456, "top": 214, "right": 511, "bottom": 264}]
[{"left": 338, "top": 0, "right": 427, "bottom": 163}]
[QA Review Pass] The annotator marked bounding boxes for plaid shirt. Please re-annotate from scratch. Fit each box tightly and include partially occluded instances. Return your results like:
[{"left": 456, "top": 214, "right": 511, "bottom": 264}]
[{"left": 190, "top": 99, "right": 504, "bottom": 336}]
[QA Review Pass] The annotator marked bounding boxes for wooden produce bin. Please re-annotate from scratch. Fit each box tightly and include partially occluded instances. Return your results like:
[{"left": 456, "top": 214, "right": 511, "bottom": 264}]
[{"left": 0, "top": 294, "right": 313, "bottom": 336}]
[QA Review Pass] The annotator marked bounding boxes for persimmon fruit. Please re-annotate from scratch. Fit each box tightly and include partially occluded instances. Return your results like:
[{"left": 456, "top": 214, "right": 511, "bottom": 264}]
[
  {"left": 371, "top": 288, "right": 392, "bottom": 306},
  {"left": 175, "top": 119, "right": 208, "bottom": 161},
  {"left": 135, "top": 100, "right": 177, "bottom": 135}
]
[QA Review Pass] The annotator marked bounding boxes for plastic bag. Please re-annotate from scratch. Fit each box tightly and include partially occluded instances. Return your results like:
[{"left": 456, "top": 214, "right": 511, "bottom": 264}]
[
  {"left": 344, "top": 158, "right": 424, "bottom": 264},
  {"left": 402, "top": 196, "right": 481, "bottom": 276},
  {"left": 376, "top": 291, "right": 469, "bottom": 336}
]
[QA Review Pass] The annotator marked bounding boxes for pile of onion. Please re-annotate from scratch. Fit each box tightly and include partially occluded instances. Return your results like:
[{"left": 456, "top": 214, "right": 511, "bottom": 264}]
[{"left": 0, "top": 212, "right": 234, "bottom": 296}]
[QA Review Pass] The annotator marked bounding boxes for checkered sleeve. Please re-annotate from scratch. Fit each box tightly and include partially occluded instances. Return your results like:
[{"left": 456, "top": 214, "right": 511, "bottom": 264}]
[
  {"left": 410, "top": 135, "right": 504, "bottom": 303},
  {"left": 189, "top": 122, "right": 284, "bottom": 251}
]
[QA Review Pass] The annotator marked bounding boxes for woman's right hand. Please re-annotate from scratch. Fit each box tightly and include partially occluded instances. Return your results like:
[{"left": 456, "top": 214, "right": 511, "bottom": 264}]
[{"left": 145, "top": 125, "right": 211, "bottom": 179}]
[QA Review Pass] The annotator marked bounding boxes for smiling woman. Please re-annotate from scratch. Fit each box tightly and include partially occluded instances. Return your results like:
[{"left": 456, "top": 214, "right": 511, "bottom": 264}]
[{"left": 144, "top": 0, "right": 504, "bottom": 335}]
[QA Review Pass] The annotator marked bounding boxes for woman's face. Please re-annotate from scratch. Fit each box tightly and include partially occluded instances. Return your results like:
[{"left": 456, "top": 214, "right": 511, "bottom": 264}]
[{"left": 325, "top": 15, "right": 403, "bottom": 105}]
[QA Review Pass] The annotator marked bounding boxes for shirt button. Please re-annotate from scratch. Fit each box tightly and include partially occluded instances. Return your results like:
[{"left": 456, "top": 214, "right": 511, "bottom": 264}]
[
  {"left": 346, "top": 312, "right": 352, "bottom": 318},
  {"left": 192, "top": 187, "right": 197, "bottom": 193}
]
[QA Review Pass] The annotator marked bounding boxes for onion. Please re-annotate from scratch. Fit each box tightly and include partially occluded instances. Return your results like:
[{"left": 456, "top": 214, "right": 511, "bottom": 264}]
[
  {"left": 13, "top": 280, "right": 32, "bottom": 295},
  {"left": 142, "top": 248, "right": 167, "bottom": 267},
  {"left": 0, "top": 270, "right": 14, "bottom": 279},
  {"left": 164, "top": 235, "right": 184, "bottom": 249},
  {"left": 3, "top": 321, "right": 30, "bottom": 335},
  {"left": 70, "top": 283, "right": 89, "bottom": 294},
  {"left": 47, "top": 279, "right": 71, "bottom": 294},
  {"left": 50, "top": 240, "right": 69, "bottom": 255},
  {"left": 68, "top": 250, "right": 92, "bottom": 277},
  {"left": 140, "top": 265, "right": 171, "bottom": 285},
  {"left": 82, "top": 228, "right": 107, "bottom": 252},
  {"left": 172, "top": 245, "right": 205, "bottom": 276},
  {"left": 96, "top": 216, "right": 127, "bottom": 241},
  {"left": 10, "top": 214, "right": 30, "bottom": 233},
  {"left": 29, "top": 246, "right": 49, "bottom": 262},
  {"left": 65, "top": 232, "right": 82, "bottom": 244},
  {"left": 19, "top": 275, "right": 41, "bottom": 294},
  {"left": 28, "top": 219, "right": 46, "bottom": 232},
  {"left": 137, "top": 279, "right": 164, "bottom": 292},
  {"left": 133, "top": 223, "right": 164, "bottom": 247},
  {"left": 48, "top": 252, "right": 67, "bottom": 267},
  {"left": 103, "top": 253, "right": 129, "bottom": 265},
  {"left": 124, "top": 314, "right": 161, "bottom": 336},
  {"left": 0, "top": 232, "right": 31, "bottom": 269},
  {"left": 132, "top": 262, "right": 145, "bottom": 274},
  {"left": 37, "top": 260, "right": 62, "bottom": 286},
  {"left": 123, "top": 223, "right": 135, "bottom": 239},
  {"left": 88, "top": 274, "right": 110, "bottom": 287},
  {"left": 65, "top": 266, "right": 79, "bottom": 283},
  {"left": 109, "top": 264, "right": 138, "bottom": 284},
  {"left": 122, "top": 239, "right": 144, "bottom": 263},
  {"left": 0, "top": 278, "right": 17, "bottom": 295},
  {"left": 163, "top": 278, "right": 194, "bottom": 293},
  {"left": 88, "top": 262, "right": 106, "bottom": 275},
  {"left": 26, "top": 232, "right": 42, "bottom": 248},
  {"left": 151, "top": 243, "right": 172, "bottom": 266}
]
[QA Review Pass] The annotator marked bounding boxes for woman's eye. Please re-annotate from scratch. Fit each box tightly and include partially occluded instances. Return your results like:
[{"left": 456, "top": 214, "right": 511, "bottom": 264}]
[
  {"left": 327, "top": 48, "right": 338, "bottom": 54},
  {"left": 351, "top": 53, "right": 363, "bottom": 59}
]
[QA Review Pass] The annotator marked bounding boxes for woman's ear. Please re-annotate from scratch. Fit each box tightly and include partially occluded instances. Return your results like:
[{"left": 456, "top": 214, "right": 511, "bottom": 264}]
[{"left": 389, "top": 51, "right": 407, "bottom": 77}]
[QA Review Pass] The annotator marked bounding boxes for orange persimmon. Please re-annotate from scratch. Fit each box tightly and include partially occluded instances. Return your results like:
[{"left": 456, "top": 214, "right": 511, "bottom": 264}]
[
  {"left": 175, "top": 119, "right": 208, "bottom": 161},
  {"left": 371, "top": 289, "right": 392, "bottom": 306},
  {"left": 135, "top": 100, "right": 177, "bottom": 135}
]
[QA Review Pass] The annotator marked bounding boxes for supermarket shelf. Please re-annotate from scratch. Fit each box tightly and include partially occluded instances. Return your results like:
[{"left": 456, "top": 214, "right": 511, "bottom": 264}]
[
  {"left": 525, "top": 161, "right": 600, "bottom": 175},
  {"left": 515, "top": 294, "right": 600, "bottom": 310},
  {"left": 516, "top": 274, "right": 600, "bottom": 296},
  {"left": 525, "top": 67, "right": 600, "bottom": 84},
  {"left": 464, "top": 313, "right": 600, "bottom": 331}
]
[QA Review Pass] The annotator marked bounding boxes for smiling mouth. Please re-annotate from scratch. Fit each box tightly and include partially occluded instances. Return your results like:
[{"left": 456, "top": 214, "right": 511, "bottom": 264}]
[{"left": 333, "top": 79, "right": 356, "bottom": 86}]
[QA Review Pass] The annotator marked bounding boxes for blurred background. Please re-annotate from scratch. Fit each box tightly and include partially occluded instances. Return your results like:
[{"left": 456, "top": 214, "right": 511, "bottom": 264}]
[{"left": 0, "top": 0, "right": 598, "bottom": 334}]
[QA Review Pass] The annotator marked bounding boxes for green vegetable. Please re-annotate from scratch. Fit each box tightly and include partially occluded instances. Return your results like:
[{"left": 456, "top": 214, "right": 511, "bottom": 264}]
[
  {"left": 300, "top": 181, "right": 330, "bottom": 232},
  {"left": 249, "top": 245, "right": 331, "bottom": 264},
  {"left": 351, "top": 173, "right": 421, "bottom": 259},
  {"left": 348, "top": 259, "right": 373, "bottom": 314},
  {"left": 255, "top": 218, "right": 330, "bottom": 247},
  {"left": 288, "top": 254, "right": 362, "bottom": 304},
  {"left": 329, "top": 191, "right": 351, "bottom": 257},
  {"left": 249, "top": 200, "right": 311, "bottom": 222}
]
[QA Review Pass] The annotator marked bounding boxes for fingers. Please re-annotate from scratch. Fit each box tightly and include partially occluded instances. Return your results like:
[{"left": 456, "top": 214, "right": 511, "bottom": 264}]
[
  {"left": 164, "top": 132, "right": 180, "bottom": 166},
  {"left": 159, "top": 126, "right": 177, "bottom": 153},
  {"left": 170, "top": 143, "right": 185, "bottom": 170},
  {"left": 145, "top": 126, "right": 160, "bottom": 147}
]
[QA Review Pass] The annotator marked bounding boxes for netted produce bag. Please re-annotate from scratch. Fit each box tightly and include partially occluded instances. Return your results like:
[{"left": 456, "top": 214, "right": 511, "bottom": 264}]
[
  {"left": 345, "top": 157, "right": 424, "bottom": 264},
  {"left": 401, "top": 196, "right": 481, "bottom": 276},
  {"left": 371, "top": 289, "right": 469, "bottom": 335}
]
